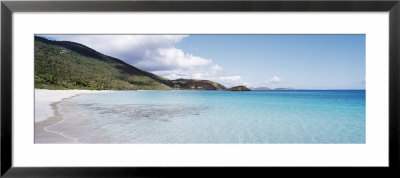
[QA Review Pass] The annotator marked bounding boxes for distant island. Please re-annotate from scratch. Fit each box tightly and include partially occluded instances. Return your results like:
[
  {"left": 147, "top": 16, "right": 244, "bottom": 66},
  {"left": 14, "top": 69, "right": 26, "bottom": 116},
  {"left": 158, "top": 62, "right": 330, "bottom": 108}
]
[
  {"left": 274, "top": 87, "right": 295, "bottom": 90},
  {"left": 227, "top": 86, "right": 251, "bottom": 91},
  {"left": 249, "top": 87, "right": 271, "bottom": 90},
  {"left": 34, "top": 36, "right": 226, "bottom": 90},
  {"left": 249, "top": 87, "right": 296, "bottom": 90}
]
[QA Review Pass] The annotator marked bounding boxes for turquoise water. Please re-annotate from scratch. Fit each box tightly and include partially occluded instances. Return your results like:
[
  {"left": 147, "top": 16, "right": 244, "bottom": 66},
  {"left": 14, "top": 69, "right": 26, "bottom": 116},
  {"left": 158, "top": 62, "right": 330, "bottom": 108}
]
[{"left": 63, "top": 90, "right": 365, "bottom": 143}]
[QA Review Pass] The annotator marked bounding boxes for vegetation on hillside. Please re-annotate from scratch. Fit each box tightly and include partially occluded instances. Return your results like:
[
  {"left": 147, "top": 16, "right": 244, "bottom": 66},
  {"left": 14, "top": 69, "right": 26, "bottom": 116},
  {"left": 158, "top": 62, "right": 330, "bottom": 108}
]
[
  {"left": 171, "top": 79, "right": 226, "bottom": 90},
  {"left": 35, "top": 36, "right": 172, "bottom": 90}
]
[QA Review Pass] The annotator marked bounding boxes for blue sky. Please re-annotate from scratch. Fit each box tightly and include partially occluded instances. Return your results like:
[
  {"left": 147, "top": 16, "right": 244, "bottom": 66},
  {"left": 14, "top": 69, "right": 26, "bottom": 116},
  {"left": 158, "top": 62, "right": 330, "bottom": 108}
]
[{"left": 41, "top": 34, "right": 365, "bottom": 89}]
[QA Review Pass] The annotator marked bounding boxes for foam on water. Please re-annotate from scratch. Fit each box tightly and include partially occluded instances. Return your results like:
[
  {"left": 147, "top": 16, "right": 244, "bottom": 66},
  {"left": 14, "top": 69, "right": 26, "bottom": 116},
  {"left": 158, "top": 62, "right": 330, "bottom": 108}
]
[{"left": 48, "top": 90, "right": 366, "bottom": 143}]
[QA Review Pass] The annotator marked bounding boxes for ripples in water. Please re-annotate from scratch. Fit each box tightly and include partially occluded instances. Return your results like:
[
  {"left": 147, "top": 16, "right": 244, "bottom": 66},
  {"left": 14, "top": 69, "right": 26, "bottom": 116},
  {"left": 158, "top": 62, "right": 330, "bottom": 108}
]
[{"left": 78, "top": 103, "right": 208, "bottom": 122}]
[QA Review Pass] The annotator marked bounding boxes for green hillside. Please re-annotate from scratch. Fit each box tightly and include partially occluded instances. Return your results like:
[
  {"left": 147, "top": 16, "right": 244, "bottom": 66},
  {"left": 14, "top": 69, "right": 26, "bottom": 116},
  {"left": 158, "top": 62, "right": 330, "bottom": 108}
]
[
  {"left": 171, "top": 79, "right": 226, "bottom": 90},
  {"left": 34, "top": 36, "right": 173, "bottom": 90}
]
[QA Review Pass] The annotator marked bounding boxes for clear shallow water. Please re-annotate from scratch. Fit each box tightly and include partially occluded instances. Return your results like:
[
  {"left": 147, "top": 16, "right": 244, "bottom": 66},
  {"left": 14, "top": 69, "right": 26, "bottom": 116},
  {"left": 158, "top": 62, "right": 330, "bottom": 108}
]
[{"left": 54, "top": 90, "right": 365, "bottom": 143}]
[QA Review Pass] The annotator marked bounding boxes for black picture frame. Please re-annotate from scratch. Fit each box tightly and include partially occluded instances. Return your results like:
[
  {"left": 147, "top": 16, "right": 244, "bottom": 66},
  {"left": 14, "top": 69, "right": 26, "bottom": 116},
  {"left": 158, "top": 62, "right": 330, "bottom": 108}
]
[{"left": 1, "top": 0, "right": 399, "bottom": 177}]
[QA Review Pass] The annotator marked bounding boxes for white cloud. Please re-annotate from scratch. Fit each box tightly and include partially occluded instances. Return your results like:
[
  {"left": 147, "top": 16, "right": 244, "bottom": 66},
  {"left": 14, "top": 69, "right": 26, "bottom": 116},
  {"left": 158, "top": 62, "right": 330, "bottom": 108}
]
[
  {"left": 154, "top": 66, "right": 219, "bottom": 81},
  {"left": 220, "top": 75, "right": 242, "bottom": 81},
  {"left": 135, "top": 47, "right": 212, "bottom": 71},
  {"left": 218, "top": 75, "right": 249, "bottom": 87},
  {"left": 265, "top": 76, "right": 283, "bottom": 83},
  {"left": 211, "top": 64, "right": 223, "bottom": 72}
]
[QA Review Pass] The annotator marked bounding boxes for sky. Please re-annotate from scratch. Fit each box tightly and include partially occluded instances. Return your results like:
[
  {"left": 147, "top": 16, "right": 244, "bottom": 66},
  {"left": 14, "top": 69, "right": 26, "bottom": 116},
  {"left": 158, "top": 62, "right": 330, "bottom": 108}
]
[{"left": 40, "top": 34, "right": 365, "bottom": 89}]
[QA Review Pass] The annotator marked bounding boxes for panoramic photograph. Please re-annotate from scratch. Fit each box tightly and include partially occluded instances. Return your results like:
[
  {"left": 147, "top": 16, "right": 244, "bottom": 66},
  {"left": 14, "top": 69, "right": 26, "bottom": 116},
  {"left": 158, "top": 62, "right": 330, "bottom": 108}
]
[{"left": 34, "top": 34, "right": 366, "bottom": 144}]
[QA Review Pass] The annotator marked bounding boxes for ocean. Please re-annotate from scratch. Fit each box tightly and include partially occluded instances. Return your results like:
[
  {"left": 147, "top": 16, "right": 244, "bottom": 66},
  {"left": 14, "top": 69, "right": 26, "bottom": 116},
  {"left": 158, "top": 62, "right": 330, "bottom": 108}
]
[{"left": 47, "top": 90, "right": 366, "bottom": 143}]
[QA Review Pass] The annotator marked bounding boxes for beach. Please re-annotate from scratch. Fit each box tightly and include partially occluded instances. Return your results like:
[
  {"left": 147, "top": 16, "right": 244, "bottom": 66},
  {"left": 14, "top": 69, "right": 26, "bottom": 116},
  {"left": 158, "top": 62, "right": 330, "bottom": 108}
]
[{"left": 34, "top": 89, "right": 111, "bottom": 143}]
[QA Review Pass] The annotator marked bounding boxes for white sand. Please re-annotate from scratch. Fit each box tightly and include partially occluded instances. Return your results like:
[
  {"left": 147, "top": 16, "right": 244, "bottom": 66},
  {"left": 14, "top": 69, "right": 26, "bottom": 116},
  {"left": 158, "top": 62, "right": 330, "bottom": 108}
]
[
  {"left": 35, "top": 89, "right": 111, "bottom": 122},
  {"left": 35, "top": 89, "right": 113, "bottom": 143}
]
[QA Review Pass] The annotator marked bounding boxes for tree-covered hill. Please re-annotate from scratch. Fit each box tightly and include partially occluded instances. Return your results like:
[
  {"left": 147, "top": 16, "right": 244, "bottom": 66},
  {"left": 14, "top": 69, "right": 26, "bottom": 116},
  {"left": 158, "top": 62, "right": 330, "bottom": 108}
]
[
  {"left": 35, "top": 36, "right": 174, "bottom": 90},
  {"left": 171, "top": 79, "right": 226, "bottom": 90}
]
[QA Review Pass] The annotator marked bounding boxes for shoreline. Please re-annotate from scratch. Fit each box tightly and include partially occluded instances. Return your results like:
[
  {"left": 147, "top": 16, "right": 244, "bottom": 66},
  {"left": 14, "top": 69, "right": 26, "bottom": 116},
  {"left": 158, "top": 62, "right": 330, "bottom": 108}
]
[
  {"left": 35, "top": 89, "right": 112, "bottom": 122},
  {"left": 34, "top": 89, "right": 111, "bottom": 143}
]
